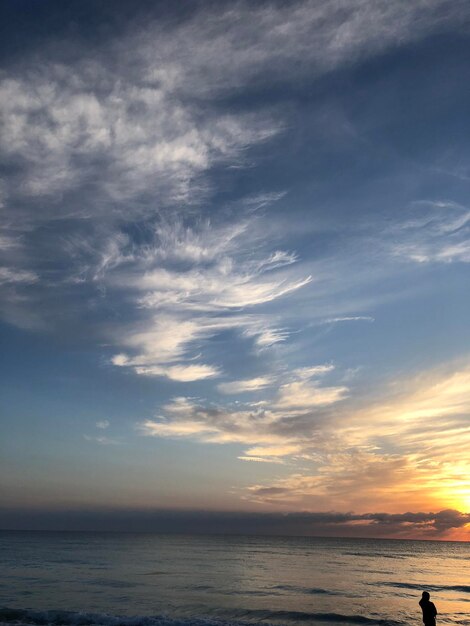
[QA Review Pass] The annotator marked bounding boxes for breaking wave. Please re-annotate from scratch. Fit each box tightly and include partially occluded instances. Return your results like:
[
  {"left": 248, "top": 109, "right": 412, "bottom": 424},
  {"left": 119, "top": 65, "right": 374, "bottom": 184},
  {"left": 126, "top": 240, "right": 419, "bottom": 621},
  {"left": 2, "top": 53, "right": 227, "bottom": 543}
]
[
  {"left": 0, "top": 608, "right": 404, "bottom": 626},
  {"left": 372, "top": 582, "right": 470, "bottom": 593}
]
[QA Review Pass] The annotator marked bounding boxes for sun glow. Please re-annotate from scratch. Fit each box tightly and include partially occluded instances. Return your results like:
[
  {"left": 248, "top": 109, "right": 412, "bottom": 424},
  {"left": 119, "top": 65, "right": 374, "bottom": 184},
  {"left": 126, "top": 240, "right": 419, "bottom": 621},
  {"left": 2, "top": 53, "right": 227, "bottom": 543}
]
[
  {"left": 424, "top": 470, "right": 470, "bottom": 513},
  {"left": 445, "top": 491, "right": 470, "bottom": 515}
]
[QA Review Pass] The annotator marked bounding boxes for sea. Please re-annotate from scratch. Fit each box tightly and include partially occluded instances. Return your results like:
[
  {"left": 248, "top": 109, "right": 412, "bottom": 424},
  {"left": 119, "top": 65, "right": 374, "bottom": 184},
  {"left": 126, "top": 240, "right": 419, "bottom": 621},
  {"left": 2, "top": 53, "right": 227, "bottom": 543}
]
[{"left": 1, "top": 532, "right": 469, "bottom": 626}]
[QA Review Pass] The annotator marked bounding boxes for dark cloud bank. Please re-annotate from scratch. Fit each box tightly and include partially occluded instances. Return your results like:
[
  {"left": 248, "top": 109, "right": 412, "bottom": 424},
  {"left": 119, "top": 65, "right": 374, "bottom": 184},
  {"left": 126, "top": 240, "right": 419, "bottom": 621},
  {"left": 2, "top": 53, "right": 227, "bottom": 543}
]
[{"left": 1, "top": 508, "right": 469, "bottom": 539}]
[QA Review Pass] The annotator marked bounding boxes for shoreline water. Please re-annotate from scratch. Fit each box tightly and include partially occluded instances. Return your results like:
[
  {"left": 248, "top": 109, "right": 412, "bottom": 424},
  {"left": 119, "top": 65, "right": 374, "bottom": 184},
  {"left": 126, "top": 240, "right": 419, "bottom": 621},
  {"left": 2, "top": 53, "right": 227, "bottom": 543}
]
[
  {"left": 1, "top": 530, "right": 468, "bottom": 545},
  {"left": 2, "top": 532, "right": 469, "bottom": 626},
  {"left": 0, "top": 607, "right": 405, "bottom": 626}
]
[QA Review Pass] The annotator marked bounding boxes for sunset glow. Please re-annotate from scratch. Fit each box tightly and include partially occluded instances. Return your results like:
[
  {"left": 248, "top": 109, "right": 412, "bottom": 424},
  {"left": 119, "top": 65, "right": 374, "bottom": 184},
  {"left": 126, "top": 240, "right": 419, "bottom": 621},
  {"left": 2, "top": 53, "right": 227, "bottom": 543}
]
[{"left": 1, "top": 0, "right": 470, "bottom": 541}]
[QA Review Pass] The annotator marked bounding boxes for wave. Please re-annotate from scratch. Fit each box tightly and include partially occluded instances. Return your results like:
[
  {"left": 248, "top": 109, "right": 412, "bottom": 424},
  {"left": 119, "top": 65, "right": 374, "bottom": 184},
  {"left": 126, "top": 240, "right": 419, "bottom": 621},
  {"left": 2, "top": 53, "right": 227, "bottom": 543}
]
[
  {"left": 272, "top": 585, "right": 344, "bottom": 596},
  {"left": 342, "top": 553, "right": 406, "bottom": 560},
  {"left": 372, "top": 582, "right": 470, "bottom": 593},
  {"left": 85, "top": 579, "right": 138, "bottom": 589},
  {"left": 0, "top": 608, "right": 403, "bottom": 626},
  {"left": 227, "top": 609, "right": 402, "bottom": 625}
]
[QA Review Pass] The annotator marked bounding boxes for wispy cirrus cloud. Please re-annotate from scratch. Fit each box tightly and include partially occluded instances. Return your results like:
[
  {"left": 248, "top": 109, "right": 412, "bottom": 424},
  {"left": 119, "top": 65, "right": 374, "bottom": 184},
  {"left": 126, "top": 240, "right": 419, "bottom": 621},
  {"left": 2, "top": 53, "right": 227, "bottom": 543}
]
[
  {"left": 324, "top": 316, "right": 375, "bottom": 324},
  {"left": 134, "top": 363, "right": 221, "bottom": 383},
  {"left": 105, "top": 214, "right": 311, "bottom": 381},
  {"left": 391, "top": 201, "right": 470, "bottom": 264},
  {"left": 218, "top": 377, "right": 274, "bottom": 394},
  {"left": 1, "top": 0, "right": 467, "bottom": 329},
  {"left": 83, "top": 435, "right": 120, "bottom": 446},
  {"left": 0, "top": 267, "right": 38, "bottom": 285}
]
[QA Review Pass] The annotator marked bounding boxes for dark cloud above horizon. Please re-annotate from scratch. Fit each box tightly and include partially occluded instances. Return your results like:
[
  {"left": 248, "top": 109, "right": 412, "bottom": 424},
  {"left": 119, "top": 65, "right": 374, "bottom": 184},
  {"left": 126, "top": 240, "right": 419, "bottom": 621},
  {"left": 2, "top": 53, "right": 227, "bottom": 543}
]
[{"left": 2, "top": 507, "right": 469, "bottom": 539}]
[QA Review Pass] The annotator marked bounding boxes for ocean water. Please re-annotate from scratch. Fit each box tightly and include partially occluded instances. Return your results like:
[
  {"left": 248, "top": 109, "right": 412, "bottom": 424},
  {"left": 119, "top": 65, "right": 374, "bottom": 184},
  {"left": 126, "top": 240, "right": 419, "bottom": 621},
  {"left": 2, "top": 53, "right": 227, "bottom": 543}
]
[{"left": 1, "top": 532, "right": 469, "bottom": 626}]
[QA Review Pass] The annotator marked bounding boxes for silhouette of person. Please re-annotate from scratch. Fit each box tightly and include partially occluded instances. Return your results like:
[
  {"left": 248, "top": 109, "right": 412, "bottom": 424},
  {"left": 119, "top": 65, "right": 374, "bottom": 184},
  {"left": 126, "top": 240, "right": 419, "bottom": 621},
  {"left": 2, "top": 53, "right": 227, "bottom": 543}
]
[{"left": 419, "top": 591, "right": 437, "bottom": 626}]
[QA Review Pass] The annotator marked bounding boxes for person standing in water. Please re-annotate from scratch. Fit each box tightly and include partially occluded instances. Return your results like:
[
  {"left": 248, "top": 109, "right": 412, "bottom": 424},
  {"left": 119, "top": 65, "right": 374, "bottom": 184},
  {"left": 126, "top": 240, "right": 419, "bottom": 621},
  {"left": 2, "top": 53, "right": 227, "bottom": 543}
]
[{"left": 419, "top": 591, "right": 437, "bottom": 626}]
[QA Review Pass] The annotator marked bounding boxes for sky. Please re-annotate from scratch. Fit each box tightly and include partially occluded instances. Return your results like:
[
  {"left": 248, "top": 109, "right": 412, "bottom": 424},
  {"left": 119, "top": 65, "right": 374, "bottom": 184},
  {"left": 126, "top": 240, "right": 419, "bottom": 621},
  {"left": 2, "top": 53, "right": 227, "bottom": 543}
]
[{"left": 1, "top": 0, "right": 470, "bottom": 540}]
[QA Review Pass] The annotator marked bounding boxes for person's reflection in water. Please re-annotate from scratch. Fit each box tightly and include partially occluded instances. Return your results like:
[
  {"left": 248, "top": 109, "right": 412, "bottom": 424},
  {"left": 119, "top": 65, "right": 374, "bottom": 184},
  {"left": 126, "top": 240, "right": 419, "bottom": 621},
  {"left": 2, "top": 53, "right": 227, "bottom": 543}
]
[{"left": 419, "top": 591, "right": 437, "bottom": 626}]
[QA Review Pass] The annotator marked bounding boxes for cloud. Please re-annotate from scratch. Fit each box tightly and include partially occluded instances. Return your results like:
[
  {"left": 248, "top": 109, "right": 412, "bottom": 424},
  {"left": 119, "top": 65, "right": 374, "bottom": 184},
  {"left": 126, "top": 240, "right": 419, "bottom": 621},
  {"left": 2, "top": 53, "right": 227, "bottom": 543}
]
[
  {"left": 140, "top": 398, "right": 286, "bottom": 446},
  {"left": 1, "top": 0, "right": 467, "bottom": 326},
  {"left": 362, "top": 508, "right": 470, "bottom": 531},
  {"left": 105, "top": 214, "right": 311, "bottom": 381},
  {"left": 139, "top": 364, "right": 348, "bottom": 464},
  {"left": 134, "top": 363, "right": 221, "bottom": 382},
  {"left": 274, "top": 365, "right": 347, "bottom": 411},
  {"left": 0, "top": 267, "right": 38, "bottom": 285},
  {"left": 1, "top": 3, "right": 291, "bottom": 328},
  {"left": 83, "top": 435, "right": 119, "bottom": 445},
  {"left": 2, "top": 506, "right": 468, "bottom": 538},
  {"left": 324, "top": 316, "right": 375, "bottom": 323},
  {"left": 218, "top": 377, "right": 274, "bottom": 394},
  {"left": 0, "top": 0, "right": 465, "bottom": 373},
  {"left": 244, "top": 325, "right": 291, "bottom": 348},
  {"left": 135, "top": 358, "right": 470, "bottom": 510},
  {"left": 242, "top": 363, "right": 470, "bottom": 512},
  {"left": 295, "top": 365, "right": 335, "bottom": 378},
  {"left": 391, "top": 201, "right": 470, "bottom": 264},
  {"left": 95, "top": 420, "right": 110, "bottom": 430},
  {"left": 127, "top": 0, "right": 470, "bottom": 99},
  {"left": 0, "top": 73, "right": 276, "bottom": 210},
  {"left": 275, "top": 380, "right": 348, "bottom": 409},
  {"left": 2, "top": 0, "right": 470, "bottom": 522},
  {"left": 237, "top": 456, "right": 286, "bottom": 464},
  {"left": 244, "top": 444, "right": 303, "bottom": 457}
]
